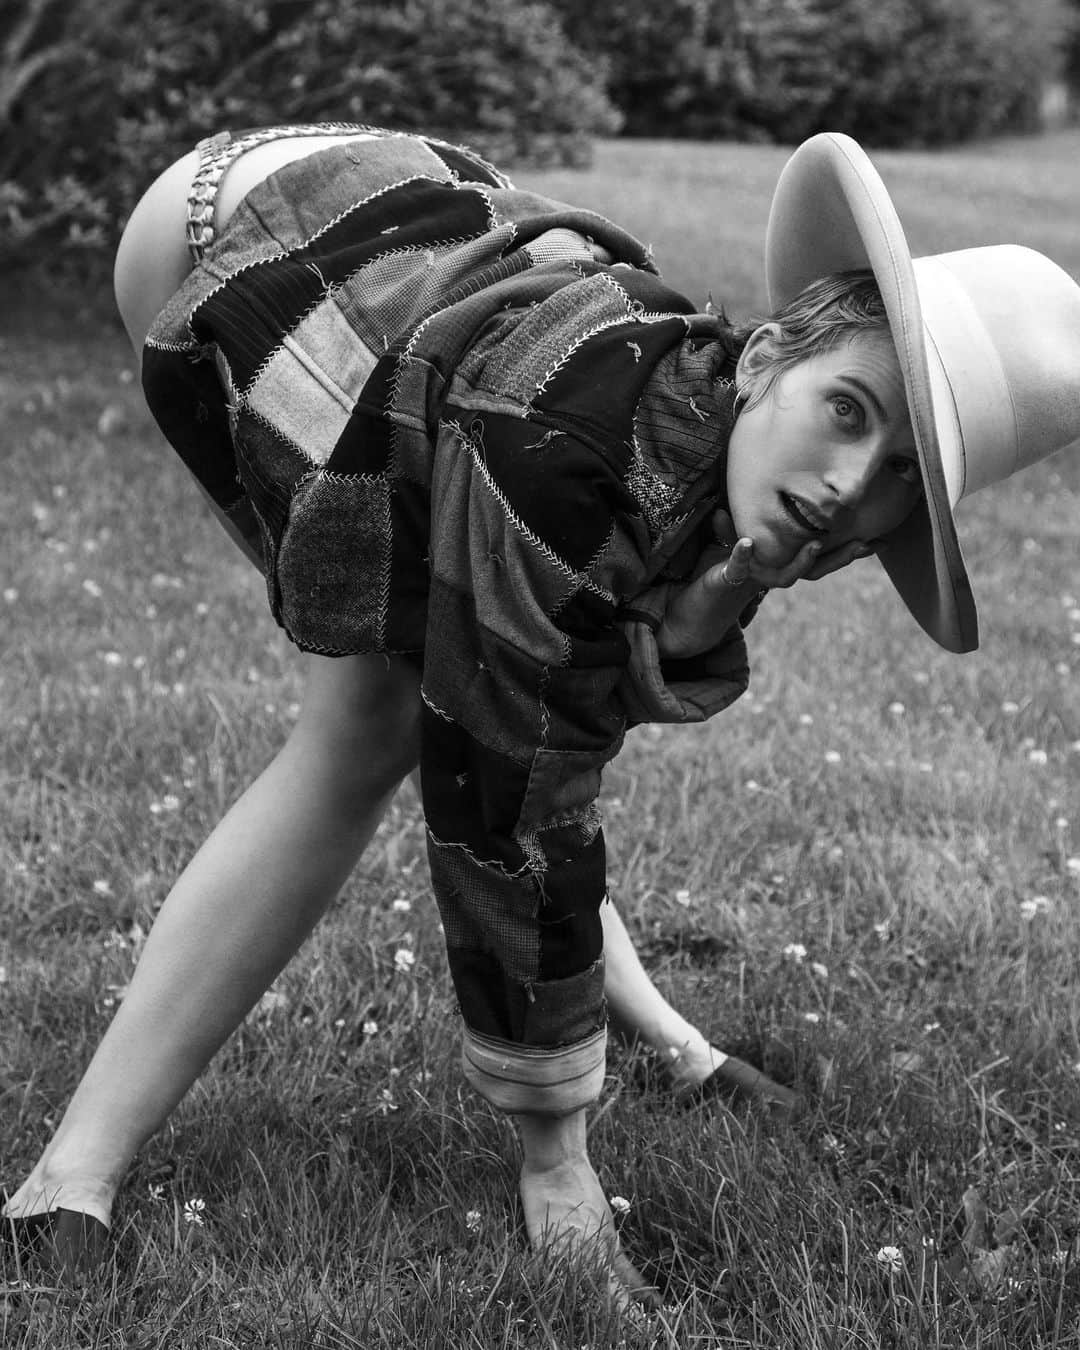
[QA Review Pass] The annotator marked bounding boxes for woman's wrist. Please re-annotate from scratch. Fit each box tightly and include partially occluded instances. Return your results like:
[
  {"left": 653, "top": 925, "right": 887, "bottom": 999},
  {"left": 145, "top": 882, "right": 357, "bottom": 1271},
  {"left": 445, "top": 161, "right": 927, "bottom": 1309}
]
[{"left": 655, "top": 579, "right": 760, "bottom": 658}]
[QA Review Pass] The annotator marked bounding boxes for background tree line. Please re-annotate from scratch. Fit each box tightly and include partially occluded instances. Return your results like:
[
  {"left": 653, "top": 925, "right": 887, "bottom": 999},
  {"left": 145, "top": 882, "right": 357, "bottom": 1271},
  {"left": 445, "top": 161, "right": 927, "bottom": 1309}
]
[{"left": 1, "top": 0, "right": 1076, "bottom": 272}]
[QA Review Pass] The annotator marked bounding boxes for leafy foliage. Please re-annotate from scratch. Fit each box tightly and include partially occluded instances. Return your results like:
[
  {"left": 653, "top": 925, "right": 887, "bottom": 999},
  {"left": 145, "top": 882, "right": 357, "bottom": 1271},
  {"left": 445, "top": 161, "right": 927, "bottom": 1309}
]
[
  {"left": 0, "top": 0, "right": 619, "bottom": 271},
  {"left": 0, "top": 0, "right": 1075, "bottom": 269},
  {"left": 550, "top": 0, "right": 1073, "bottom": 145}
]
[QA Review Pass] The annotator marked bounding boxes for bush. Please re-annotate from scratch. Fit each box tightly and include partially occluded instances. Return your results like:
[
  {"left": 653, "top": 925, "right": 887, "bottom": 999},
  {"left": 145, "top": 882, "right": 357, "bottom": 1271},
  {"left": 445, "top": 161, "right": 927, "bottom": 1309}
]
[
  {"left": 0, "top": 0, "right": 620, "bottom": 272},
  {"left": 550, "top": 0, "right": 1072, "bottom": 146}
]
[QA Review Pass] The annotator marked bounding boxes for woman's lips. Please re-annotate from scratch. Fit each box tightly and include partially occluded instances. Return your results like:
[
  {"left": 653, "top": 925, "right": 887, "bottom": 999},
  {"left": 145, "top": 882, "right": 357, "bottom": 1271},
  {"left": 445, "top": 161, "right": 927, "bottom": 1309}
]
[{"left": 779, "top": 492, "right": 831, "bottom": 536}]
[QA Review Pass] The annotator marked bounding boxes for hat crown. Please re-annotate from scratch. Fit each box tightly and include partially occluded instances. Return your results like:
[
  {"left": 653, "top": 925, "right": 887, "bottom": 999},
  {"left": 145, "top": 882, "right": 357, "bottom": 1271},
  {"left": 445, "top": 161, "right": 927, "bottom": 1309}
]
[{"left": 917, "top": 245, "right": 1080, "bottom": 504}]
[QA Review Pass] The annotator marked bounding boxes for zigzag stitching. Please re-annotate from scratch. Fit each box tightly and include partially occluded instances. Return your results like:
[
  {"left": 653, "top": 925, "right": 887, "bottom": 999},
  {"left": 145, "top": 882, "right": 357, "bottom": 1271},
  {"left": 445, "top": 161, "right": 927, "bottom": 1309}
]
[
  {"left": 236, "top": 401, "right": 319, "bottom": 468},
  {"left": 531, "top": 313, "right": 646, "bottom": 400},
  {"left": 386, "top": 308, "right": 440, "bottom": 416},
  {"left": 144, "top": 336, "right": 200, "bottom": 355},
  {"left": 593, "top": 270, "right": 694, "bottom": 327},
  {"left": 446, "top": 418, "right": 617, "bottom": 606}
]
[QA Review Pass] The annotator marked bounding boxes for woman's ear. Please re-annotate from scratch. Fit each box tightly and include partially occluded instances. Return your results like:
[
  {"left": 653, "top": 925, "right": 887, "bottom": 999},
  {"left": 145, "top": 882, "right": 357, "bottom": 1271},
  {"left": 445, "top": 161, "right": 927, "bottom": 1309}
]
[{"left": 734, "top": 321, "right": 781, "bottom": 389}]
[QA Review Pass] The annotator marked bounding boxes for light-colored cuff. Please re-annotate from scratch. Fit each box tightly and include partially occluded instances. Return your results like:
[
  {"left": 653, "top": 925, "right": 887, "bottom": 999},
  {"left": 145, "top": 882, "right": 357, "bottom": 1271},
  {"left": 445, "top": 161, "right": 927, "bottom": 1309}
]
[{"left": 462, "top": 1026, "right": 607, "bottom": 1116}]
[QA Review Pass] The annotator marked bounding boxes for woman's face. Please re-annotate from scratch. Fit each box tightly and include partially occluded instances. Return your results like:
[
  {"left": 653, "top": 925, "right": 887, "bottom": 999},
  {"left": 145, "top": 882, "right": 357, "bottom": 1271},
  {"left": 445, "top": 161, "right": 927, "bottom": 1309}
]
[{"left": 726, "top": 327, "right": 922, "bottom": 570}]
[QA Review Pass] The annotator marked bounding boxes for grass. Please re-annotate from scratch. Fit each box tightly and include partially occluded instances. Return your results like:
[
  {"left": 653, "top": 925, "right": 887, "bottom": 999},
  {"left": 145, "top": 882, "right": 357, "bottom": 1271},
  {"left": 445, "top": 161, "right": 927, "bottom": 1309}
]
[{"left": 1, "top": 129, "right": 1079, "bottom": 1347}]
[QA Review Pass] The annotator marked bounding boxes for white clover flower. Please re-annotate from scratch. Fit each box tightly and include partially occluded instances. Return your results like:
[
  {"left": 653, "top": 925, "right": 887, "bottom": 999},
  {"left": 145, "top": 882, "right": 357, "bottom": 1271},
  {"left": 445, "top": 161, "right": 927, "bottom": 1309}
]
[
  {"left": 1066, "top": 857, "right": 1080, "bottom": 876},
  {"left": 183, "top": 1197, "right": 206, "bottom": 1226},
  {"left": 101, "top": 651, "right": 123, "bottom": 667},
  {"left": 362, "top": 1019, "right": 379, "bottom": 1037},
  {"left": 1001, "top": 700, "right": 1020, "bottom": 714},
  {"left": 824, "top": 750, "right": 842, "bottom": 764},
  {"left": 2, "top": 588, "right": 17, "bottom": 603},
  {"left": 392, "top": 898, "right": 412, "bottom": 913},
  {"left": 394, "top": 948, "right": 416, "bottom": 973},
  {"left": 811, "top": 962, "right": 829, "bottom": 980},
  {"left": 1019, "top": 896, "right": 1052, "bottom": 920},
  {"left": 822, "top": 1133, "right": 844, "bottom": 1156},
  {"left": 923, "top": 1021, "right": 941, "bottom": 1033},
  {"left": 1028, "top": 749, "right": 1049, "bottom": 766},
  {"left": 782, "top": 943, "right": 808, "bottom": 963},
  {"left": 465, "top": 1209, "right": 482, "bottom": 1233},
  {"left": 876, "top": 1245, "right": 903, "bottom": 1274},
  {"left": 887, "top": 702, "right": 905, "bottom": 716},
  {"left": 609, "top": 1195, "right": 631, "bottom": 1217},
  {"left": 674, "top": 888, "right": 692, "bottom": 907},
  {"left": 92, "top": 879, "right": 112, "bottom": 896},
  {"left": 376, "top": 1088, "right": 399, "bottom": 1114},
  {"left": 82, "top": 579, "right": 103, "bottom": 598},
  {"left": 798, "top": 713, "right": 814, "bottom": 726},
  {"left": 802, "top": 1011, "right": 821, "bottom": 1024}
]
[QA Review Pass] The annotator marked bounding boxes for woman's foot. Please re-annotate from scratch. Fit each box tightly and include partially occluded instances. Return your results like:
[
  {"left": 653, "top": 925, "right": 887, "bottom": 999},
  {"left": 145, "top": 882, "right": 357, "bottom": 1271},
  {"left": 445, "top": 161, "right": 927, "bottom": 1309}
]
[{"left": 518, "top": 1157, "right": 659, "bottom": 1311}]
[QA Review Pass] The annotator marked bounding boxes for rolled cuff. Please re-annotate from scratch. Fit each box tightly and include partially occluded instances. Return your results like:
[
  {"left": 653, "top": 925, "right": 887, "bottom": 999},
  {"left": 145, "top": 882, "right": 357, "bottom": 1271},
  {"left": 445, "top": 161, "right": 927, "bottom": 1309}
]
[
  {"left": 462, "top": 1025, "right": 607, "bottom": 1116},
  {"left": 617, "top": 601, "right": 750, "bottom": 724}
]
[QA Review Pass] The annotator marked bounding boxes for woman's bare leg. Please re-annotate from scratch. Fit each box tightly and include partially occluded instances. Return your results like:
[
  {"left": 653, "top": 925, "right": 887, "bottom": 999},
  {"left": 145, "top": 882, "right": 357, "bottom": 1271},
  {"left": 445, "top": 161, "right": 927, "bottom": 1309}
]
[
  {"left": 599, "top": 900, "right": 725, "bottom": 1088},
  {"left": 4, "top": 652, "right": 421, "bottom": 1226}
]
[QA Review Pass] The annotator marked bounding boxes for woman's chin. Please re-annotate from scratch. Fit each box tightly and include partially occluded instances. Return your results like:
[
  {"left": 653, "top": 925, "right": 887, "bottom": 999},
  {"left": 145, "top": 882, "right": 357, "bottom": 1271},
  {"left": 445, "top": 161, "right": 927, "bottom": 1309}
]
[{"left": 748, "top": 531, "right": 801, "bottom": 572}]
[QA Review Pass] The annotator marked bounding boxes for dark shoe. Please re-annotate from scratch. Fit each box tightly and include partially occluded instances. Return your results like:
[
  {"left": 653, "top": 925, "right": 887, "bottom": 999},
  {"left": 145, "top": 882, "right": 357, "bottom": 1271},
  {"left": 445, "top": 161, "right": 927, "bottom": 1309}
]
[
  {"left": 1, "top": 1207, "right": 109, "bottom": 1282},
  {"left": 680, "top": 1054, "right": 803, "bottom": 1119}
]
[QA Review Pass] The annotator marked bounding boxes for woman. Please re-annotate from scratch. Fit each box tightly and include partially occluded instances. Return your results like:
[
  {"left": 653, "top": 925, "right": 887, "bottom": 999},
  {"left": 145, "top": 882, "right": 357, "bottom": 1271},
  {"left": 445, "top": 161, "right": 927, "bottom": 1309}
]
[{"left": 5, "top": 125, "right": 1080, "bottom": 1300}]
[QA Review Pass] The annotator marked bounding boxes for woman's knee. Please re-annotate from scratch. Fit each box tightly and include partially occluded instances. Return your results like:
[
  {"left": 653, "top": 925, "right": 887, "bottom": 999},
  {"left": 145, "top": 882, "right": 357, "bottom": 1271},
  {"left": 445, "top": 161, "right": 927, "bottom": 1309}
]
[{"left": 293, "top": 652, "right": 421, "bottom": 796}]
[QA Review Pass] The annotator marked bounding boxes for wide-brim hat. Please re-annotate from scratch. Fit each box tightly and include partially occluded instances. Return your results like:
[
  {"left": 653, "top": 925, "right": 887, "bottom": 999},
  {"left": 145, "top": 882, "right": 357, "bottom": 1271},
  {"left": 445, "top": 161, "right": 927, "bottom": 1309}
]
[{"left": 765, "top": 132, "right": 1080, "bottom": 653}]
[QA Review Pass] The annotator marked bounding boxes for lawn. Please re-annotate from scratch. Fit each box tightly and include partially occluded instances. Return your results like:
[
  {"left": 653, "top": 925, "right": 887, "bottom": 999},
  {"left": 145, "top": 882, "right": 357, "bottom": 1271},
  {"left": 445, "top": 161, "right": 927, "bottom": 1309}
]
[{"left": 1, "top": 130, "right": 1079, "bottom": 1348}]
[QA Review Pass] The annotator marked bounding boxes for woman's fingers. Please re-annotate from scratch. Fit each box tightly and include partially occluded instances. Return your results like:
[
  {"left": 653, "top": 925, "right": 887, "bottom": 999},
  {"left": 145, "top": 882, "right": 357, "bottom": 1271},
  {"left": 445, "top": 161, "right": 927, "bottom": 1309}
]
[{"left": 802, "top": 540, "right": 876, "bottom": 582}]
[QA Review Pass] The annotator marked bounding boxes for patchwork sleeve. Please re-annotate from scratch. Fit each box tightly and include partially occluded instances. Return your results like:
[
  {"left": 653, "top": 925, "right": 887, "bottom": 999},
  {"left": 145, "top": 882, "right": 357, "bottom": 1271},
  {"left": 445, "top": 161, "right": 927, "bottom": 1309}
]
[
  {"left": 616, "top": 582, "right": 752, "bottom": 724},
  {"left": 419, "top": 412, "right": 644, "bottom": 1117}
]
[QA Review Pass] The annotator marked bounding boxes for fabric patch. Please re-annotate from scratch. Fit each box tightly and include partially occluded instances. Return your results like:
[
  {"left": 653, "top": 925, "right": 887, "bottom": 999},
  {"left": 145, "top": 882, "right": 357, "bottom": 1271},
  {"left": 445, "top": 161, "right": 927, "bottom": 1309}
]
[
  {"left": 276, "top": 472, "right": 391, "bottom": 652},
  {"left": 245, "top": 306, "right": 377, "bottom": 466}
]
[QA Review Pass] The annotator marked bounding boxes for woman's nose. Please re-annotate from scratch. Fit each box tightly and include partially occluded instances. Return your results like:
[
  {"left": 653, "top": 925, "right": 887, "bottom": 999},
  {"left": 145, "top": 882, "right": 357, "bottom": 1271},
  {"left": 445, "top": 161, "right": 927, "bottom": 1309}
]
[{"left": 823, "top": 443, "right": 885, "bottom": 507}]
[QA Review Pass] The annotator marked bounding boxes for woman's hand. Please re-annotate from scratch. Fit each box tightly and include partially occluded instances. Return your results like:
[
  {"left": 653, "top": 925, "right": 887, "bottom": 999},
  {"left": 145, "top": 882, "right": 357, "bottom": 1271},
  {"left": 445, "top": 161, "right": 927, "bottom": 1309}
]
[{"left": 655, "top": 510, "right": 876, "bottom": 658}]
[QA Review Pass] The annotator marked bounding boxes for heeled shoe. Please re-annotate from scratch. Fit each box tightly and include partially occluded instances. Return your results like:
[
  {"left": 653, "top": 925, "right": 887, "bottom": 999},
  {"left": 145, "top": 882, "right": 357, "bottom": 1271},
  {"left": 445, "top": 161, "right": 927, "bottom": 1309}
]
[
  {"left": 0, "top": 1205, "right": 108, "bottom": 1281},
  {"left": 679, "top": 1054, "right": 803, "bottom": 1119}
]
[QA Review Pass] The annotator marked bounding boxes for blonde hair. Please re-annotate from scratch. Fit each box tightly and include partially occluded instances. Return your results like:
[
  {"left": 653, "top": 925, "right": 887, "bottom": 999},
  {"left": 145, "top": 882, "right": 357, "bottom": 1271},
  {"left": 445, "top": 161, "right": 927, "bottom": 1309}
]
[{"left": 735, "top": 269, "right": 890, "bottom": 408}]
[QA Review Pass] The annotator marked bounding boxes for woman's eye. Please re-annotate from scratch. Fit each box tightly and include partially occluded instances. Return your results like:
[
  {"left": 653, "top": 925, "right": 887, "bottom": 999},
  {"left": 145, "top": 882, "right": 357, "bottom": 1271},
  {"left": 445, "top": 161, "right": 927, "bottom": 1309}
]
[
  {"left": 890, "top": 456, "right": 921, "bottom": 485},
  {"left": 831, "top": 396, "right": 860, "bottom": 426}
]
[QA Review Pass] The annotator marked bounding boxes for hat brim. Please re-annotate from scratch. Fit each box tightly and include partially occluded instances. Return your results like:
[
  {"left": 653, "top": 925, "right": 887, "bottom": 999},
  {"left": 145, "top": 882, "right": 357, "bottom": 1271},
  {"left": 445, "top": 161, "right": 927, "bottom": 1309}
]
[{"left": 764, "top": 133, "right": 979, "bottom": 653}]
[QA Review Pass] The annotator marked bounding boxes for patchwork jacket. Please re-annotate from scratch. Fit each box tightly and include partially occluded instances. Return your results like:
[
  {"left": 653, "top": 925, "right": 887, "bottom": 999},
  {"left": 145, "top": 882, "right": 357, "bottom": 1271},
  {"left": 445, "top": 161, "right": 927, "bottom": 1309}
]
[{"left": 143, "top": 128, "right": 754, "bottom": 1115}]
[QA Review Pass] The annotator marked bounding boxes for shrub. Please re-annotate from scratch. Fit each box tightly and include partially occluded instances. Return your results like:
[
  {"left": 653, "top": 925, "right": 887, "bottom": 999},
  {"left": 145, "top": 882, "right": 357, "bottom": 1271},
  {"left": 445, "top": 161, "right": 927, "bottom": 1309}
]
[
  {"left": 550, "top": 0, "right": 1072, "bottom": 146},
  {"left": 0, "top": 0, "right": 619, "bottom": 273}
]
